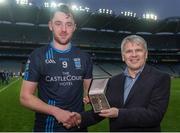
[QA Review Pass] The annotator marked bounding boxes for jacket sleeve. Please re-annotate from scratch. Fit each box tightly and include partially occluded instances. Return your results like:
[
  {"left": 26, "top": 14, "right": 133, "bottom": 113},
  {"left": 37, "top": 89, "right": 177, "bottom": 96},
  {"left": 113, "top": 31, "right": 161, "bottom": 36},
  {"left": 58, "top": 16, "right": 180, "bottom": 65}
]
[{"left": 80, "top": 110, "right": 105, "bottom": 128}]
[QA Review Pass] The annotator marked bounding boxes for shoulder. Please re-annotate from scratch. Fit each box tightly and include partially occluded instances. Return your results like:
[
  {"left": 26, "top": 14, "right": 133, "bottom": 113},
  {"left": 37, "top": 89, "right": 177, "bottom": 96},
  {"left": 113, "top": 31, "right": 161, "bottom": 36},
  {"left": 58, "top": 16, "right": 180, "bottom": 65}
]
[
  {"left": 109, "top": 73, "right": 124, "bottom": 82},
  {"left": 29, "top": 45, "right": 48, "bottom": 58},
  {"left": 72, "top": 46, "right": 91, "bottom": 58},
  {"left": 144, "top": 64, "right": 170, "bottom": 80}
]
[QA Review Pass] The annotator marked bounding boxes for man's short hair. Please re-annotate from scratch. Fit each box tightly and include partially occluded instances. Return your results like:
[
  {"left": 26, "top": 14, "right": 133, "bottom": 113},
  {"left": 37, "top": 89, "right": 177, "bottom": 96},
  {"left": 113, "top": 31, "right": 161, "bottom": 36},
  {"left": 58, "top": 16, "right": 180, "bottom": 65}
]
[{"left": 50, "top": 4, "right": 75, "bottom": 20}]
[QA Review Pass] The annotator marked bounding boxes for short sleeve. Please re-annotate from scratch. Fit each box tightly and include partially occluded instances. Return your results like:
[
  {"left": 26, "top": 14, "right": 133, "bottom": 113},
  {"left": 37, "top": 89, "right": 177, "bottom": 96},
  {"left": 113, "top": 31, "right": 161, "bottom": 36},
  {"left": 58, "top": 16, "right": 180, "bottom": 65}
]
[
  {"left": 23, "top": 49, "right": 41, "bottom": 82},
  {"left": 83, "top": 53, "right": 93, "bottom": 79}
]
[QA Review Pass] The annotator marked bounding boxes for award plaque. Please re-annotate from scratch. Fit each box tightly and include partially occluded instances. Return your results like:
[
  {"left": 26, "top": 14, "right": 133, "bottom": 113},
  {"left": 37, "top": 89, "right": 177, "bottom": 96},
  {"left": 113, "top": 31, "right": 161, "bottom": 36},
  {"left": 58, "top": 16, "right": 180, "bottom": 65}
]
[{"left": 89, "top": 78, "right": 110, "bottom": 113}]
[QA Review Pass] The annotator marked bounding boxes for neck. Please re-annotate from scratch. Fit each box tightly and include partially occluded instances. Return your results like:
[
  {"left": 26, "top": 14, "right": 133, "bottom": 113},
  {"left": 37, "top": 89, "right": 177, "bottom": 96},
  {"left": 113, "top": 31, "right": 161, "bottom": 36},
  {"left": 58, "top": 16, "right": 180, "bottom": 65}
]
[
  {"left": 128, "top": 69, "right": 139, "bottom": 78},
  {"left": 53, "top": 40, "right": 69, "bottom": 51}
]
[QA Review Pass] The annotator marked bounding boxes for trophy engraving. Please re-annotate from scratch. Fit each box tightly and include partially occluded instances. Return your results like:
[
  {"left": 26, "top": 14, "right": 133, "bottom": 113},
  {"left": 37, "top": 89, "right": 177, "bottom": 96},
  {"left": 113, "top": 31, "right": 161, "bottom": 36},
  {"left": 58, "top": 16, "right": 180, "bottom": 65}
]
[{"left": 89, "top": 78, "right": 110, "bottom": 113}]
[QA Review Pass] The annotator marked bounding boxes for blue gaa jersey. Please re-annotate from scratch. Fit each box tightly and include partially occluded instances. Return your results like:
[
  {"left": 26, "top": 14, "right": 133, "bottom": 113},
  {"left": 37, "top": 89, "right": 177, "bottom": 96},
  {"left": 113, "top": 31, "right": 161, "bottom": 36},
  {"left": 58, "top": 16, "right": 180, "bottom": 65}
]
[{"left": 24, "top": 42, "right": 93, "bottom": 132}]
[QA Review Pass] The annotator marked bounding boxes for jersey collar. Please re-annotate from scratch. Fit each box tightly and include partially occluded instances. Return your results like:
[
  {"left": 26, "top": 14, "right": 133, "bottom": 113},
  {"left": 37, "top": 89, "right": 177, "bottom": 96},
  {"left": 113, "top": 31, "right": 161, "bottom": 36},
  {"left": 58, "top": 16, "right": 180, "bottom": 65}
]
[{"left": 50, "top": 41, "right": 72, "bottom": 53}]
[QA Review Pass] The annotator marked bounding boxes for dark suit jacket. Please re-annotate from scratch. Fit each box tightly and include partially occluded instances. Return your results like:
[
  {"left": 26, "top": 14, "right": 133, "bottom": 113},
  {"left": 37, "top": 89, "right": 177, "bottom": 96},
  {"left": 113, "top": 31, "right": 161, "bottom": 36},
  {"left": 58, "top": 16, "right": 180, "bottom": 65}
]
[{"left": 81, "top": 64, "right": 170, "bottom": 132}]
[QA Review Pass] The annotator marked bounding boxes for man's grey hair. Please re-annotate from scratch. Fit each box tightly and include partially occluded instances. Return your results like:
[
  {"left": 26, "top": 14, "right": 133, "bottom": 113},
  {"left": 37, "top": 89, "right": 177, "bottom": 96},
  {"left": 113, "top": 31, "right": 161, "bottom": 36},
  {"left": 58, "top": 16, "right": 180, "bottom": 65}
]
[{"left": 121, "top": 35, "right": 147, "bottom": 53}]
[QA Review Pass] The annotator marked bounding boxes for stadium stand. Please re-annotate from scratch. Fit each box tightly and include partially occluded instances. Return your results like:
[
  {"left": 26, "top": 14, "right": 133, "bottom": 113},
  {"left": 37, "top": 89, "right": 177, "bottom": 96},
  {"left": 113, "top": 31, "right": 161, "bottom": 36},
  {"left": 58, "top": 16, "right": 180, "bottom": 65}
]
[{"left": 0, "top": 1, "right": 179, "bottom": 77}]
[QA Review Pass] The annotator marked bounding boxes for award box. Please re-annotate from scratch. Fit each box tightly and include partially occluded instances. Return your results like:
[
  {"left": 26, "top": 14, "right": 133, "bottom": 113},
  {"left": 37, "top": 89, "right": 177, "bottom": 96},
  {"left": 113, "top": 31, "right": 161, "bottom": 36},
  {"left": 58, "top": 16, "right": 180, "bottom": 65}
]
[{"left": 89, "top": 78, "right": 110, "bottom": 113}]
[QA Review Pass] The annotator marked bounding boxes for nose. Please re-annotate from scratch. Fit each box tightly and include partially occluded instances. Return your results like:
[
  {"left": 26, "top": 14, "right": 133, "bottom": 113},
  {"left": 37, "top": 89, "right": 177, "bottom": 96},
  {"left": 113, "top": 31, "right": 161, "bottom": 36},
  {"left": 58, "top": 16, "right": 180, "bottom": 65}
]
[
  {"left": 61, "top": 24, "right": 67, "bottom": 32},
  {"left": 132, "top": 50, "right": 137, "bottom": 57}
]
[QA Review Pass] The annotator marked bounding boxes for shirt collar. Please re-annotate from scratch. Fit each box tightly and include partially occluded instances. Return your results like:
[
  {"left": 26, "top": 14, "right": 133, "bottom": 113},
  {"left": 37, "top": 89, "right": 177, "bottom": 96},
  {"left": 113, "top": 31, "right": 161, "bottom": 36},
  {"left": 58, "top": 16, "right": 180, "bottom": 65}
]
[
  {"left": 123, "top": 65, "right": 145, "bottom": 78},
  {"left": 50, "top": 41, "right": 72, "bottom": 53}
]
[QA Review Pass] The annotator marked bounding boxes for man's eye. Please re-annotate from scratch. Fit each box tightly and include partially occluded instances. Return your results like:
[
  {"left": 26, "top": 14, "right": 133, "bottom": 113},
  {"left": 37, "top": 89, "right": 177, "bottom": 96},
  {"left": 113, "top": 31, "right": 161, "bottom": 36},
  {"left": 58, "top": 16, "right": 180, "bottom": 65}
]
[
  {"left": 136, "top": 49, "right": 143, "bottom": 52},
  {"left": 66, "top": 23, "right": 73, "bottom": 27},
  {"left": 55, "top": 23, "right": 61, "bottom": 26},
  {"left": 126, "top": 50, "right": 131, "bottom": 53}
]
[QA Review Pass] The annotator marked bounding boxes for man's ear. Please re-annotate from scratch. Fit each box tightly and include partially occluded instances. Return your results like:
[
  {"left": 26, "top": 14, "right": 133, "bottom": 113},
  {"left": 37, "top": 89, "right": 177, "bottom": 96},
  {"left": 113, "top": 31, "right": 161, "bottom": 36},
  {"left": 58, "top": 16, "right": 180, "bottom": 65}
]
[
  {"left": 122, "top": 55, "right": 125, "bottom": 61},
  {"left": 48, "top": 21, "right": 52, "bottom": 31},
  {"left": 145, "top": 51, "right": 148, "bottom": 59},
  {"left": 73, "top": 23, "right": 77, "bottom": 32}
]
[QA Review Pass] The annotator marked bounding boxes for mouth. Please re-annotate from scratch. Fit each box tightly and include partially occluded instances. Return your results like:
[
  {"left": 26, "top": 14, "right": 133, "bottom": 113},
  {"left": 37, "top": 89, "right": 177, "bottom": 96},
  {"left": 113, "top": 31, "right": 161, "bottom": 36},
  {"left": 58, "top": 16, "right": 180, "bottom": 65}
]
[
  {"left": 60, "top": 32, "right": 67, "bottom": 36},
  {"left": 60, "top": 34, "right": 67, "bottom": 39},
  {"left": 130, "top": 59, "right": 139, "bottom": 64}
]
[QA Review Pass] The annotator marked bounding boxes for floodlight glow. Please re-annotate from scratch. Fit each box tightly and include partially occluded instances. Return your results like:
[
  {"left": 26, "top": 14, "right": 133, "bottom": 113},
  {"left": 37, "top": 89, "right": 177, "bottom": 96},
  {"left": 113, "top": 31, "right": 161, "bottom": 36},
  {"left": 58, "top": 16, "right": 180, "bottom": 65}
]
[
  {"left": 44, "top": 2, "right": 49, "bottom": 7},
  {"left": 143, "top": 14, "right": 145, "bottom": 18},
  {"left": 16, "top": 0, "right": 28, "bottom": 5},
  {"left": 98, "top": 8, "right": 113, "bottom": 14},
  {"left": 44, "top": 2, "right": 64, "bottom": 8},
  {"left": 99, "top": 9, "right": 102, "bottom": 13},
  {"left": 71, "top": 5, "right": 78, "bottom": 10},
  {"left": 110, "top": 10, "right": 112, "bottom": 14},
  {"left": 124, "top": 11, "right": 127, "bottom": 16},
  {"left": 85, "top": 7, "right": 90, "bottom": 12},
  {"left": 154, "top": 16, "right": 157, "bottom": 20},
  {"left": 79, "top": 6, "right": 81, "bottom": 10},
  {"left": 143, "top": 13, "right": 157, "bottom": 20},
  {"left": 103, "top": 9, "right": 105, "bottom": 13},
  {"left": 130, "top": 12, "right": 133, "bottom": 17},
  {"left": 16, "top": 0, "right": 20, "bottom": 4},
  {"left": 57, "top": 3, "right": 63, "bottom": 7},
  {"left": 51, "top": 2, "right": 57, "bottom": 8},
  {"left": 150, "top": 14, "right": 153, "bottom": 19},
  {"left": 146, "top": 14, "right": 150, "bottom": 19},
  {"left": 0, "top": 0, "right": 5, "bottom": 4},
  {"left": 121, "top": 11, "right": 136, "bottom": 17},
  {"left": 106, "top": 9, "right": 109, "bottom": 14},
  {"left": 71, "top": 5, "right": 89, "bottom": 12}
]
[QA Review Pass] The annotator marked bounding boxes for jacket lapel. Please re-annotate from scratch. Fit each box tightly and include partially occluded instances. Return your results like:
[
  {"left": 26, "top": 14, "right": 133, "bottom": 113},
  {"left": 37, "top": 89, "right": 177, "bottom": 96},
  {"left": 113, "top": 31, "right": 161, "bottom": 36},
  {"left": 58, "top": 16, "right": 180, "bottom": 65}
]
[
  {"left": 119, "top": 75, "right": 126, "bottom": 106},
  {"left": 107, "top": 74, "right": 125, "bottom": 108},
  {"left": 124, "top": 64, "right": 151, "bottom": 105}
]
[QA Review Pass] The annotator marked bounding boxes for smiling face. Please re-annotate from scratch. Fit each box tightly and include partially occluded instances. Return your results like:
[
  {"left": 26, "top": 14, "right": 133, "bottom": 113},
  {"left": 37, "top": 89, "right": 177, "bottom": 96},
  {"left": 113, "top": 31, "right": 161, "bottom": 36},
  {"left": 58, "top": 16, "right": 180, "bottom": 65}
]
[
  {"left": 48, "top": 11, "right": 76, "bottom": 46},
  {"left": 122, "top": 40, "right": 148, "bottom": 72}
]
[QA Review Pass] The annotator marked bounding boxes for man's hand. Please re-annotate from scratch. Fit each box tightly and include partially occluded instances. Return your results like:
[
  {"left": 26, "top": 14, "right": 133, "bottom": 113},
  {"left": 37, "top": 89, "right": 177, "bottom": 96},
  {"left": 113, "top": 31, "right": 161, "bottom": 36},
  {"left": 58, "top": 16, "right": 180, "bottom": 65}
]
[
  {"left": 63, "top": 112, "right": 82, "bottom": 129},
  {"left": 83, "top": 95, "right": 90, "bottom": 104},
  {"left": 99, "top": 107, "right": 119, "bottom": 118},
  {"left": 52, "top": 107, "right": 77, "bottom": 127}
]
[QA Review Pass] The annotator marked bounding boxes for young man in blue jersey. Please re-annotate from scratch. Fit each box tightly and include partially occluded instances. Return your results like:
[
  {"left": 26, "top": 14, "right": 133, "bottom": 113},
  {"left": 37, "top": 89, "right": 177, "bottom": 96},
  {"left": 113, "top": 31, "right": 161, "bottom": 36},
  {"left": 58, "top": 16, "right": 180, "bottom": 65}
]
[{"left": 20, "top": 4, "right": 92, "bottom": 132}]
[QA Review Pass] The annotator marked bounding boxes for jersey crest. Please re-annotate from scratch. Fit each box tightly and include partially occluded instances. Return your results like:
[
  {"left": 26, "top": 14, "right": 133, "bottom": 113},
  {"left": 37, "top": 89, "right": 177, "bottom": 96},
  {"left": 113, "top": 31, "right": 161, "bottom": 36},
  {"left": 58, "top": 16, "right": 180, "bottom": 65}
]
[{"left": 73, "top": 58, "right": 81, "bottom": 69}]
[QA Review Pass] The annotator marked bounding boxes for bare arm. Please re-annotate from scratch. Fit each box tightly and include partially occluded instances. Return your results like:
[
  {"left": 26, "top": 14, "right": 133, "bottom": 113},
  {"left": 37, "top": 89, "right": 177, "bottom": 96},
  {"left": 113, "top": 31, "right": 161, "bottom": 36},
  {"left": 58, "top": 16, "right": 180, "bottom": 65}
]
[
  {"left": 20, "top": 80, "right": 76, "bottom": 125},
  {"left": 83, "top": 79, "right": 92, "bottom": 104},
  {"left": 20, "top": 80, "right": 52, "bottom": 114}
]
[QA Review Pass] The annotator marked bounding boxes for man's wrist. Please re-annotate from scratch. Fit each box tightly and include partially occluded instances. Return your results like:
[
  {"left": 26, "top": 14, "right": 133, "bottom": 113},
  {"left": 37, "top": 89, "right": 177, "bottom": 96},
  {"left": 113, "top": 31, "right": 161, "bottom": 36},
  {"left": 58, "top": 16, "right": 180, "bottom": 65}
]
[{"left": 49, "top": 105, "right": 59, "bottom": 116}]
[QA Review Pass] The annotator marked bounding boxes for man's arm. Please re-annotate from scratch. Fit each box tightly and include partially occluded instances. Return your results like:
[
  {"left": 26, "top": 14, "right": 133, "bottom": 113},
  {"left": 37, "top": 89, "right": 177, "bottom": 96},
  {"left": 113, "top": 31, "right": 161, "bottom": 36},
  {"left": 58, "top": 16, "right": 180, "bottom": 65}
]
[
  {"left": 83, "top": 79, "right": 92, "bottom": 104},
  {"left": 20, "top": 80, "right": 76, "bottom": 125}
]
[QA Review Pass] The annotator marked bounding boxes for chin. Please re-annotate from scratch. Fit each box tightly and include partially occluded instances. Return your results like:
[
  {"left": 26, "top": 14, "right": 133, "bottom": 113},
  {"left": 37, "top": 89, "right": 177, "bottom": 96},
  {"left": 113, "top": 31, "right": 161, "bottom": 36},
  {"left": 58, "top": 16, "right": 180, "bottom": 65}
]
[
  {"left": 60, "top": 39, "right": 70, "bottom": 44},
  {"left": 129, "top": 65, "right": 141, "bottom": 70},
  {"left": 58, "top": 40, "right": 69, "bottom": 45}
]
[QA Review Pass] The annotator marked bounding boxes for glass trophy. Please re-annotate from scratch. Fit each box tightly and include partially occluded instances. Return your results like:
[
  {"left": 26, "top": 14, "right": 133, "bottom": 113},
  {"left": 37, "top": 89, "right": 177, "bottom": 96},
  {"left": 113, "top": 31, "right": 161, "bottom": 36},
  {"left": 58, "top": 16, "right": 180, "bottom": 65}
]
[{"left": 89, "top": 78, "right": 110, "bottom": 113}]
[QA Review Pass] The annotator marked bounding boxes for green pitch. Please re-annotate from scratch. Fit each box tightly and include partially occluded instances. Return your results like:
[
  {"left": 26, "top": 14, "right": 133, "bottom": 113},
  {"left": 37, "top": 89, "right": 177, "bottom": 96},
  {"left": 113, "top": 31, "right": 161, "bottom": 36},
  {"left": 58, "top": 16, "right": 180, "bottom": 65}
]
[{"left": 0, "top": 77, "right": 179, "bottom": 131}]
